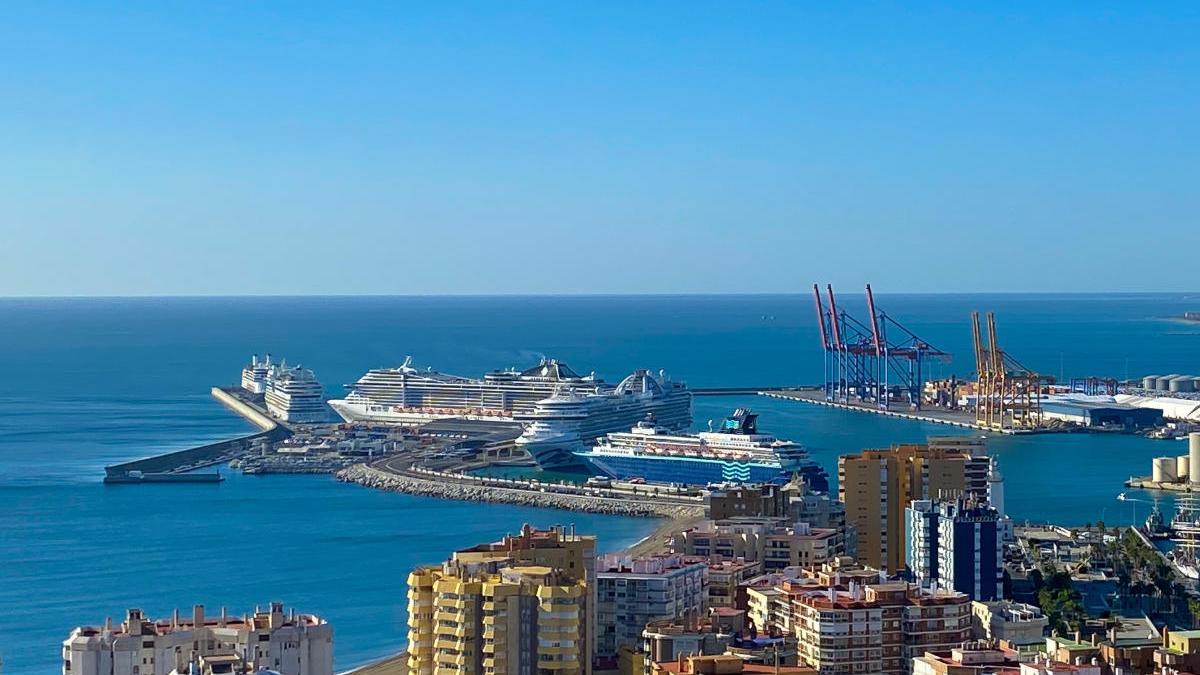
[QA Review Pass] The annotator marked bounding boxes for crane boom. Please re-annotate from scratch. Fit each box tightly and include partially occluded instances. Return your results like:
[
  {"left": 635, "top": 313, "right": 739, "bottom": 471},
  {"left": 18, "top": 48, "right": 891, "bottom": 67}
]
[
  {"left": 971, "top": 311, "right": 987, "bottom": 377},
  {"left": 826, "top": 284, "right": 844, "bottom": 351},
  {"left": 865, "top": 283, "right": 883, "bottom": 357},
  {"left": 813, "top": 284, "right": 830, "bottom": 350},
  {"left": 987, "top": 312, "right": 1003, "bottom": 376}
]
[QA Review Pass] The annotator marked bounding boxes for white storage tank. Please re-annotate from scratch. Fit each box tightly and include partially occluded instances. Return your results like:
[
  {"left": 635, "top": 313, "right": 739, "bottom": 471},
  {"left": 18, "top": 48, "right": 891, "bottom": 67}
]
[
  {"left": 1154, "top": 457, "right": 1178, "bottom": 483},
  {"left": 1158, "top": 375, "right": 1180, "bottom": 391},
  {"left": 1143, "top": 375, "right": 1160, "bottom": 390},
  {"left": 1191, "top": 433, "right": 1200, "bottom": 485},
  {"left": 1179, "top": 455, "right": 1191, "bottom": 481},
  {"left": 1170, "top": 376, "right": 1196, "bottom": 393}
]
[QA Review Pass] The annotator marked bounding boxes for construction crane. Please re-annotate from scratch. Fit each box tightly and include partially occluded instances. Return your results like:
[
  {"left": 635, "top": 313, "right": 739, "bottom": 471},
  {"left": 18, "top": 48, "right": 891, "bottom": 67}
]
[
  {"left": 971, "top": 311, "right": 1054, "bottom": 430},
  {"left": 814, "top": 283, "right": 950, "bottom": 410}
]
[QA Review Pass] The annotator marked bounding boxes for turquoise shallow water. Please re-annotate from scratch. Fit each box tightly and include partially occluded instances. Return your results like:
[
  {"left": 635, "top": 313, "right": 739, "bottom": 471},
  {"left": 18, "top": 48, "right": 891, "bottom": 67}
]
[{"left": 1, "top": 294, "right": 1197, "bottom": 674}]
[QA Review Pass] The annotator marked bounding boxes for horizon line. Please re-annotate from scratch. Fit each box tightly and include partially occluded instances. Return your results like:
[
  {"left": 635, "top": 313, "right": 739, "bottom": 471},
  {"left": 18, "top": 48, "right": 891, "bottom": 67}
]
[{"left": 2, "top": 290, "right": 1199, "bottom": 300}]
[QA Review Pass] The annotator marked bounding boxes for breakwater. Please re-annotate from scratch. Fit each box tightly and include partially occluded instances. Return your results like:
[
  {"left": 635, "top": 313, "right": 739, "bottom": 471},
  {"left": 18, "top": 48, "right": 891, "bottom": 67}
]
[
  {"left": 104, "top": 387, "right": 291, "bottom": 482},
  {"left": 336, "top": 464, "right": 704, "bottom": 519}
]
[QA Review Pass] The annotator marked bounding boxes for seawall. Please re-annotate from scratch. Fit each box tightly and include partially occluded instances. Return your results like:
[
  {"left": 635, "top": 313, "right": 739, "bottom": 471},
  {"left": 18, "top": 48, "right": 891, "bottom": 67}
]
[
  {"left": 336, "top": 464, "right": 704, "bottom": 519},
  {"left": 104, "top": 388, "right": 291, "bottom": 479}
]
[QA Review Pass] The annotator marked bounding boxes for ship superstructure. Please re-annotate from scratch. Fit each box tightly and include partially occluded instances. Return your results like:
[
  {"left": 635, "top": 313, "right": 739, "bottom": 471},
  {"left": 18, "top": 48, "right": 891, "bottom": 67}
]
[
  {"left": 573, "top": 408, "right": 828, "bottom": 490},
  {"left": 240, "top": 354, "right": 273, "bottom": 394},
  {"left": 328, "top": 357, "right": 604, "bottom": 424},
  {"left": 515, "top": 369, "right": 693, "bottom": 470},
  {"left": 264, "top": 361, "right": 329, "bottom": 423}
]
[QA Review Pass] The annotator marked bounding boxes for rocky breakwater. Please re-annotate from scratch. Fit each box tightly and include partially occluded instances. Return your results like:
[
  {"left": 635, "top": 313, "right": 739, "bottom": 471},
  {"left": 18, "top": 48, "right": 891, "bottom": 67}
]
[{"left": 336, "top": 464, "right": 703, "bottom": 519}]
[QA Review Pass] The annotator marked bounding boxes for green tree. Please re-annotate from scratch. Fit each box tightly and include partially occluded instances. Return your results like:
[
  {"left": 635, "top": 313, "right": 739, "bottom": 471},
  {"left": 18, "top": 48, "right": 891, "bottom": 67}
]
[{"left": 1189, "top": 598, "right": 1200, "bottom": 629}]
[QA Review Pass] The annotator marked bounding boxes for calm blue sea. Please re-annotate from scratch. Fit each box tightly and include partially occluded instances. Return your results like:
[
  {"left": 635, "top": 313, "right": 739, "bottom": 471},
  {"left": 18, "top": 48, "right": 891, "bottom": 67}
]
[{"left": 1, "top": 294, "right": 1198, "bottom": 674}]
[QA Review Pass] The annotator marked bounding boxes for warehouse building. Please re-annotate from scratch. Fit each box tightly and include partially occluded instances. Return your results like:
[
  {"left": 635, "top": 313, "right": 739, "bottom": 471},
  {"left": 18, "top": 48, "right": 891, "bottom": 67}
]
[{"left": 1041, "top": 399, "right": 1163, "bottom": 430}]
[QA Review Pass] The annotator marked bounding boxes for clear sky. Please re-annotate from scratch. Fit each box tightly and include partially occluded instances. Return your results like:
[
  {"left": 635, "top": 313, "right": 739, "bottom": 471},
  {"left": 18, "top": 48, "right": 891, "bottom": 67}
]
[{"left": 3, "top": 3, "right": 1198, "bottom": 296}]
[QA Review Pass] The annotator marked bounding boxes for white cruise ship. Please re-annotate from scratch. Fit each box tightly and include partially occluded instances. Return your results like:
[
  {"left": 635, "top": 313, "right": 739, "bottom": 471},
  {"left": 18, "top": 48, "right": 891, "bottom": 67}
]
[
  {"left": 515, "top": 369, "right": 692, "bottom": 470},
  {"left": 328, "top": 357, "right": 604, "bottom": 424},
  {"left": 573, "top": 408, "right": 829, "bottom": 490},
  {"left": 240, "top": 354, "right": 273, "bottom": 394},
  {"left": 264, "top": 362, "right": 329, "bottom": 423}
]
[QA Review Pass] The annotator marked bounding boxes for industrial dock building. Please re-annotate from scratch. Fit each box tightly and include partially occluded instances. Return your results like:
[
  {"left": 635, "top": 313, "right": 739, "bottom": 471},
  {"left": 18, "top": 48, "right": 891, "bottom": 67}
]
[{"left": 1040, "top": 398, "right": 1162, "bottom": 429}]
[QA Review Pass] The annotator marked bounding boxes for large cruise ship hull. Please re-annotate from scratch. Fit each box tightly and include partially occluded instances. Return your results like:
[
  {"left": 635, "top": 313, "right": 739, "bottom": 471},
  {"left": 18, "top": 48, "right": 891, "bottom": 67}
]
[
  {"left": 575, "top": 452, "right": 829, "bottom": 490},
  {"left": 328, "top": 399, "right": 516, "bottom": 425}
]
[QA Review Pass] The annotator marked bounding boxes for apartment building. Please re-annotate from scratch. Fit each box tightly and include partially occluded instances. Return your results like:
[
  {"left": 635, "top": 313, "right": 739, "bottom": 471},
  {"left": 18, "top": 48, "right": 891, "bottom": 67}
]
[
  {"left": 748, "top": 579, "right": 971, "bottom": 675},
  {"left": 62, "top": 603, "right": 332, "bottom": 675},
  {"left": 673, "top": 519, "right": 843, "bottom": 571},
  {"left": 406, "top": 524, "right": 596, "bottom": 675},
  {"left": 839, "top": 442, "right": 989, "bottom": 572},
  {"left": 595, "top": 554, "right": 708, "bottom": 660}
]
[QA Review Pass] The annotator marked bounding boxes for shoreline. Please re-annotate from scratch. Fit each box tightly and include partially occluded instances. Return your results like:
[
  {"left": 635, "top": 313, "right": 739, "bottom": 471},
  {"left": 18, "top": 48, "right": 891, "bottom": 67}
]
[{"left": 334, "top": 467, "right": 702, "bottom": 675}]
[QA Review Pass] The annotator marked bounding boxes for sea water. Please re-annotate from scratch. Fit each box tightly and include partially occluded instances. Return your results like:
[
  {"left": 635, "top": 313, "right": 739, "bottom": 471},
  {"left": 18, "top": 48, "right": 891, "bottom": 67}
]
[{"left": 1, "top": 294, "right": 1197, "bottom": 674}]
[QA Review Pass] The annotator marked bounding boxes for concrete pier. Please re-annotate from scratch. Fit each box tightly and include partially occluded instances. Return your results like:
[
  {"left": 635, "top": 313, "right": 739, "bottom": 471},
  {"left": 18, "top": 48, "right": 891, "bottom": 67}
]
[
  {"left": 103, "top": 387, "right": 292, "bottom": 483},
  {"left": 760, "top": 389, "right": 1051, "bottom": 435}
]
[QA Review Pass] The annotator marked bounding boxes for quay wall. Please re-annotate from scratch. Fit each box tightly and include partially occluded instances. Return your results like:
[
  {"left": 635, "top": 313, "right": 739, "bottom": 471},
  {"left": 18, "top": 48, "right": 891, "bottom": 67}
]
[
  {"left": 104, "top": 389, "right": 290, "bottom": 478},
  {"left": 692, "top": 386, "right": 809, "bottom": 396},
  {"left": 337, "top": 464, "right": 704, "bottom": 519},
  {"left": 760, "top": 391, "right": 1026, "bottom": 434},
  {"left": 1125, "top": 476, "right": 1200, "bottom": 493}
]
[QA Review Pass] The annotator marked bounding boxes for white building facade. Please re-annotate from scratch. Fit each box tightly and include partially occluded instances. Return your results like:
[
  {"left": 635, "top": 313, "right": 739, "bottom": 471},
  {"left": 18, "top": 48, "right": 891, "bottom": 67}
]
[
  {"left": 594, "top": 554, "right": 708, "bottom": 659},
  {"left": 62, "top": 603, "right": 332, "bottom": 675}
]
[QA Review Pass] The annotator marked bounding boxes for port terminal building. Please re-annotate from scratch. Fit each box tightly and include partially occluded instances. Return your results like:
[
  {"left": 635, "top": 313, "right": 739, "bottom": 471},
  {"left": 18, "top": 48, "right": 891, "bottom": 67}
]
[{"left": 1040, "top": 398, "right": 1163, "bottom": 430}]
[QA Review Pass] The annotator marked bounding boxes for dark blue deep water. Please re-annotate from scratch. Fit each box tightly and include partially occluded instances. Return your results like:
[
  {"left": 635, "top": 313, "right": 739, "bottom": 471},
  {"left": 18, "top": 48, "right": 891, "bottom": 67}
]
[{"left": 1, "top": 294, "right": 1198, "bottom": 673}]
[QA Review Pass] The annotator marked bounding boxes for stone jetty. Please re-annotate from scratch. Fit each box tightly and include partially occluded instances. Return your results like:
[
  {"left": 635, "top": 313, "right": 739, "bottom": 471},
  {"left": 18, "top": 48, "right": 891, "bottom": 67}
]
[{"left": 336, "top": 464, "right": 703, "bottom": 519}]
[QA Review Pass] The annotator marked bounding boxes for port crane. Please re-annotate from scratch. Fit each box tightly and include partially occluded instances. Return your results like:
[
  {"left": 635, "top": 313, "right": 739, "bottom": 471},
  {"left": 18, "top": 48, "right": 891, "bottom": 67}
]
[
  {"left": 814, "top": 283, "right": 949, "bottom": 410},
  {"left": 971, "top": 311, "right": 1053, "bottom": 430}
]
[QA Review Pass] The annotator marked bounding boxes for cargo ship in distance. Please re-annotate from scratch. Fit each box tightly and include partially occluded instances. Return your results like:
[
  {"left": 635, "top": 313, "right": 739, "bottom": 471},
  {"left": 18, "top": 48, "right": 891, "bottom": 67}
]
[{"left": 573, "top": 408, "right": 829, "bottom": 491}]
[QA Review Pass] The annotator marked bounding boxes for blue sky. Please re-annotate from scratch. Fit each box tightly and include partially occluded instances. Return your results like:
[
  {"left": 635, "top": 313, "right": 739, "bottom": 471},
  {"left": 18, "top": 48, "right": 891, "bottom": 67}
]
[{"left": 3, "top": 3, "right": 1198, "bottom": 295}]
